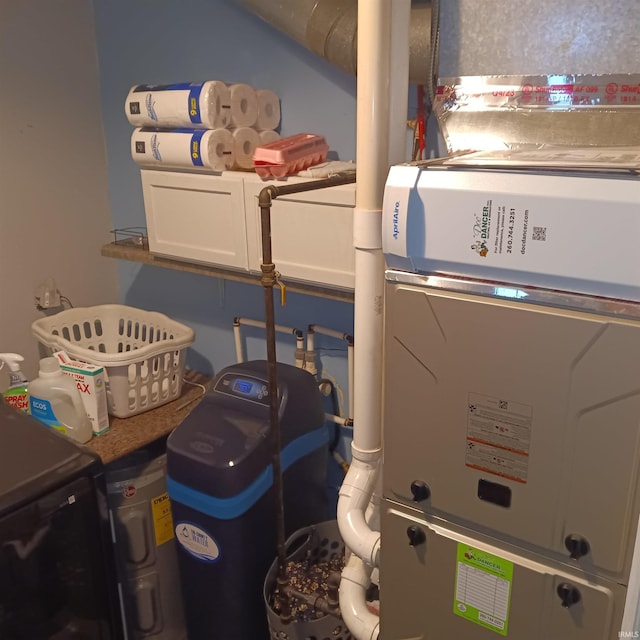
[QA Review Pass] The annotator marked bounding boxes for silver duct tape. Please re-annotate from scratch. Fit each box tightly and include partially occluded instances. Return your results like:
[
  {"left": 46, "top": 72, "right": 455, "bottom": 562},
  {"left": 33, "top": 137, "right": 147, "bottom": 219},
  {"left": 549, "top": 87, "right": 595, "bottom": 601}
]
[{"left": 434, "top": 74, "right": 640, "bottom": 153}]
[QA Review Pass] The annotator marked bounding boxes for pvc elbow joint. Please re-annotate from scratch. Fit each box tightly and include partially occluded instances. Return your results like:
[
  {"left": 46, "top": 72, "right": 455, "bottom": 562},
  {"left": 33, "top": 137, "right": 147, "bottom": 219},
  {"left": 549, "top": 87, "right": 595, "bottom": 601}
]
[
  {"left": 339, "top": 555, "right": 380, "bottom": 640},
  {"left": 337, "top": 456, "right": 381, "bottom": 566}
]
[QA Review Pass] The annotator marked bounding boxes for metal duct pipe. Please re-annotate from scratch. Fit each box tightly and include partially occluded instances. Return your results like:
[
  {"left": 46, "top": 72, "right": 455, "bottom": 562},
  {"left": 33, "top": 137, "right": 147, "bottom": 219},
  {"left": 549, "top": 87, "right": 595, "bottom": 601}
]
[{"left": 239, "top": 0, "right": 432, "bottom": 85}]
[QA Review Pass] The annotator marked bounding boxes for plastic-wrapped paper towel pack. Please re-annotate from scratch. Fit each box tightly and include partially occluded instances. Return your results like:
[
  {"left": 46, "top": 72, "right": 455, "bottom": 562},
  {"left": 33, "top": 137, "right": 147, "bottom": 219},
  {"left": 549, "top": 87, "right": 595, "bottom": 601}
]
[
  {"left": 130, "top": 127, "right": 236, "bottom": 172},
  {"left": 125, "top": 80, "right": 281, "bottom": 173},
  {"left": 125, "top": 81, "right": 232, "bottom": 129}
]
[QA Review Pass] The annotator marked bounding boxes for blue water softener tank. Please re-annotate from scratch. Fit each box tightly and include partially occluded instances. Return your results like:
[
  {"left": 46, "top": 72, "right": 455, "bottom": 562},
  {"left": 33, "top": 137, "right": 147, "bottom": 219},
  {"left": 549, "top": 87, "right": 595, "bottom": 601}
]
[{"left": 166, "top": 360, "right": 329, "bottom": 640}]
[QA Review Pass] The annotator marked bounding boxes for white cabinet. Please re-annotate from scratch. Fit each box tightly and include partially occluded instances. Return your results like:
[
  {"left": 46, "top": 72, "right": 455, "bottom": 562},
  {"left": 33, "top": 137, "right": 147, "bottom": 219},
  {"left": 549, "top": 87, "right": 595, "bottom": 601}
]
[
  {"left": 243, "top": 174, "right": 355, "bottom": 290},
  {"left": 140, "top": 170, "right": 356, "bottom": 290},
  {"left": 141, "top": 170, "right": 248, "bottom": 270}
]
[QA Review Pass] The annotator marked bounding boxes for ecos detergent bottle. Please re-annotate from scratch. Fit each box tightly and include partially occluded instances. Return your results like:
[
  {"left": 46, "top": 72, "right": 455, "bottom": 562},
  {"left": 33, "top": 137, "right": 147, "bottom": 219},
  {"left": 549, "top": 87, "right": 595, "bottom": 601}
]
[{"left": 29, "top": 357, "right": 92, "bottom": 444}]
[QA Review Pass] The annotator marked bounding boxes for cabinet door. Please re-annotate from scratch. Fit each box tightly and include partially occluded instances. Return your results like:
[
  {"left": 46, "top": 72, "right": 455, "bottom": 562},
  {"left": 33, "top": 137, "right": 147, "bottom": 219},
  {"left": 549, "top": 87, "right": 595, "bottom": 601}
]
[
  {"left": 141, "top": 170, "right": 248, "bottom": 270},
  {"left": 243, "top": 174, "right": 355, "bottom": 289}
]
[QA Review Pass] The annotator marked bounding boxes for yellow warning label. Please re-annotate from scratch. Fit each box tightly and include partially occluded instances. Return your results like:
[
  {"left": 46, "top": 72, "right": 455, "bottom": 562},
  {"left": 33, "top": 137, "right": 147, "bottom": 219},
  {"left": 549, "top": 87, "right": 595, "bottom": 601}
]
[{"left": 151, "top": 492, "right": 174, "bottom": 546}]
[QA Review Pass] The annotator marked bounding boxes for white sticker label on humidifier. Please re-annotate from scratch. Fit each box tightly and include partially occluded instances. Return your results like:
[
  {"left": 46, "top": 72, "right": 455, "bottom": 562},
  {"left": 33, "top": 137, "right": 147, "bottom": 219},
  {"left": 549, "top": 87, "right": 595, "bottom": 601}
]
[
  {"left": 454, "top": 544, "right": 513, "bottom": 636},
  {"left": 175, "top": 522, "right": 220, "bottom": 562}
]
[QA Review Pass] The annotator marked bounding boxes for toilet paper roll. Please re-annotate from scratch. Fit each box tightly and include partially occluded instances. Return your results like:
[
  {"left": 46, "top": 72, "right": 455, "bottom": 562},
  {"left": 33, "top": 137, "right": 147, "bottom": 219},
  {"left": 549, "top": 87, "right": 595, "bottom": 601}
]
[
  {"left": 255, "top": 89, "right": 281, "bottom": 130},
  {"left": 232, "top": 127, "right": 261, "bottom": 170},
  {"left": 124, "top": 81, "right": 232, "bottom": 129},
  {"left": 130, "top": 127, "right": 235, "bottom": 172},
  {"left": 228, "top": 83, "right": 259, "bottom": 128},
  {"left": 258, "top": 130, "right": 281, "bottom": 145}
]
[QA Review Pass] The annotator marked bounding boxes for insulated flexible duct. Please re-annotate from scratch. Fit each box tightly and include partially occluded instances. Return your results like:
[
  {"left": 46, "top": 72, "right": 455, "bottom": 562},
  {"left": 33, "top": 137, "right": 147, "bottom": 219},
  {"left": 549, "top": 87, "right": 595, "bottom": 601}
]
[{"left": 238, "top": 0, "right": 431, "bottom": 85}]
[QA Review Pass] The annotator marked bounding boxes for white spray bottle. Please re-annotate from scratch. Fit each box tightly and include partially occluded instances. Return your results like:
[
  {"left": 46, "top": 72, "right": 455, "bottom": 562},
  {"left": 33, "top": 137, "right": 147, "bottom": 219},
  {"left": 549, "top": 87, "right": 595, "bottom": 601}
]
[{"left": 0, "top": 353, "right": 30, "bottom": 413}]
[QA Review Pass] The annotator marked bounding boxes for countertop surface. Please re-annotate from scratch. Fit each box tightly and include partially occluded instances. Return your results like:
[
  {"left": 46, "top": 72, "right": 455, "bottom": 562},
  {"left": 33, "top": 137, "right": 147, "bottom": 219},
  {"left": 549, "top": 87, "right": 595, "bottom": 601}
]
[{"left": 85, "top": 369, "right": 211, "bottom": 464}]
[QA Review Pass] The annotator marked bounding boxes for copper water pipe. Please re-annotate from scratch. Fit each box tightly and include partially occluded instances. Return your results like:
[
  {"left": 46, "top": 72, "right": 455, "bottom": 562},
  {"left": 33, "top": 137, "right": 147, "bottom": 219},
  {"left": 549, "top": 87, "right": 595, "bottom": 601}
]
[{"left": 258, "top": 171, "right": 357, "bottom": 623}]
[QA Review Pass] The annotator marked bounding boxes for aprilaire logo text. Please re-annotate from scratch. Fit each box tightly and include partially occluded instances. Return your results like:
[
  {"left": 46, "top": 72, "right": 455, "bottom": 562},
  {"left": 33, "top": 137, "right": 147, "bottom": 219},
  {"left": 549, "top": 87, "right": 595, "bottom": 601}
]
[{"left": 392, "top": 201, "right": 400, "bottom": 239}]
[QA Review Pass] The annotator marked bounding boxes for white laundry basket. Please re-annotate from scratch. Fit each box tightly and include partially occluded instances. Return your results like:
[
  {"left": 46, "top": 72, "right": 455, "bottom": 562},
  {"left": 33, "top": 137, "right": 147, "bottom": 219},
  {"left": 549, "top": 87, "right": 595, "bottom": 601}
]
[{"left": 32, "top": 305, "right": 195, "bottom": 418}]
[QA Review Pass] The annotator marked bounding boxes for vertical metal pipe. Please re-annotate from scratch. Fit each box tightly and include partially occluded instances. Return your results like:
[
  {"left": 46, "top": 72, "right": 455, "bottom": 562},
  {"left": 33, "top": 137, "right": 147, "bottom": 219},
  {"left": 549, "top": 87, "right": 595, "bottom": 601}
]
[
  {"left": 259, "top": 193, "right": 291, "bottom": 623},
  {"left": 257, "top": 173, "right": 355, "bottom": 624}
]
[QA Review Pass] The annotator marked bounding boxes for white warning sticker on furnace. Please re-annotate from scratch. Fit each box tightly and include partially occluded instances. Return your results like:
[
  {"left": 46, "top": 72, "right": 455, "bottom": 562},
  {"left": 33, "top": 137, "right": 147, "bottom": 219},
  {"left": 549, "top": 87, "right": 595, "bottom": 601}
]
[{"left": 466, "top": 393, "right": 532, "bottom": 483}]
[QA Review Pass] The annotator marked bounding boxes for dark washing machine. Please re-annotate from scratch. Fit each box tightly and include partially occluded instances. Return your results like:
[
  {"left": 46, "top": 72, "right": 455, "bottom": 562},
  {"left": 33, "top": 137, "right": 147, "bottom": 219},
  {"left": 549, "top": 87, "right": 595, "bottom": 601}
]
[{"left": 166, "top": 360, "right": 329, "bottom": 640}]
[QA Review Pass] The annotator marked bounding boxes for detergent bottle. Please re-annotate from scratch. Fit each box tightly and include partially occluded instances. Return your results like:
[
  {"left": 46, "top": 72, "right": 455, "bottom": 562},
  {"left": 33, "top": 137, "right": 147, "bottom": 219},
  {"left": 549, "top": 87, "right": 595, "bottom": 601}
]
[
  {"left": 29, "top": 357, "right": 92, "bottom": 444},
  {"left": 0, "top": 353, "right": 30, "bottom": 413}
]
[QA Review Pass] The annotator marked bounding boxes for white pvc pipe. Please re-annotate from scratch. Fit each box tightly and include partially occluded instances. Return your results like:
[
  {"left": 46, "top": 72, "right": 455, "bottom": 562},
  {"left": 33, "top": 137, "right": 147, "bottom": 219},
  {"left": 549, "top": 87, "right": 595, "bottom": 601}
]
[
  {"left": 338, "top": 1, "right": 411, "bottom": 637},
  {"left": 325, "top": 413, "right": 353, "bottom": 427},
  {"left": 309, "top": 324, "right": 354, "bottom": 418},
  {"left": 388, "top": 0, "right": 412, "bottom": 164},
  {"left": 339, "top": 554, "right": 380, "bottom": 640},
  {"left": 304, "top": 327, "right": 317, "bottom": 374},
  {"left": 338, "top": 456, "right": 381, "bottom": 567},
  {"left": 350, "top": 249, "right": 385, "bottom": 454},
  {"left": 234, "top": 317, "right": 304, "bottom": 366},
  {"left": 365, "top": 471, "right": 382, "bottom": 533},
  {"left": 350, "top": 0, "right": 392, "bottom": 453},
  {"left": 235, "top": 317, "right": 300, "bottom": 336},
  {"left": 312, "top": 325, "right": 351, "bottom": 342},
  {"left": 306, "top": 328, "right": 315, "bottom": 353},
  {"left": 295, "top": 334, "right": 305, "bottom": 368},
  {"left": 337, "top": 0, "right": 390, "bottom": 584},
  {"left": 233, "top": 322, "right": 244, "bottom": 363},
  {"left": 348, "top": 341, "right": 355, "bottom": 419}
]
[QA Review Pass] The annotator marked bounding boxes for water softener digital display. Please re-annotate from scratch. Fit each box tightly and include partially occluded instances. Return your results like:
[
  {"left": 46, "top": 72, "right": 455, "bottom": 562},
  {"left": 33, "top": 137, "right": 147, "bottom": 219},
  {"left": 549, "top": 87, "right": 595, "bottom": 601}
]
[
  {"left": 233, "top": 379, "right": 253, "bottom": 395},
  {"left": 214, "top": 373, "right": 268, "bottom": 404}
]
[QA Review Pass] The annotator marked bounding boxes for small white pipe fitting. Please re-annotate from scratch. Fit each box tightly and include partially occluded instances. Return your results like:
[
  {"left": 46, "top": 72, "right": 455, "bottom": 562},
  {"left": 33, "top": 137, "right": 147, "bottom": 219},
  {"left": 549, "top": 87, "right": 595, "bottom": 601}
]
[{"left": 339, "top": 554, "right": 380, "bottom": 640}]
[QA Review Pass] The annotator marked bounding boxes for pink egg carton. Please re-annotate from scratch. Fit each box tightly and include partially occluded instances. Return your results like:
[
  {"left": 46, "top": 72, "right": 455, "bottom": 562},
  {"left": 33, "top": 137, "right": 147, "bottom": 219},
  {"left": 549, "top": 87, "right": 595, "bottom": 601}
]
[{"left": 253, "top": 133, "right": 329, "bottom": 179}]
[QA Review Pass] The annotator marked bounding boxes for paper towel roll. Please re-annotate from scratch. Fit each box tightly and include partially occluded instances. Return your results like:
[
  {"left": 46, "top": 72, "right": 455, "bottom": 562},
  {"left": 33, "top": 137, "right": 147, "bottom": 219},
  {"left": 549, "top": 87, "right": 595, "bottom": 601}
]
[
  {"left": 258, "top": 130, "right": 281, "bottom": 145},
  {"left": 124, "top": 81, "right": 231, "bottom": 129},
  {"left": 228, "top": 83, "right": 259, "bottom": 128},
  {"left": 255, "top": 89, "right": 281, "bottom": 130},
  {"left": 130, "top": 127, "right": 235, "bottom": 172},
  {"left": 232, "top": 127, "right": 261, "bottom": 170}
]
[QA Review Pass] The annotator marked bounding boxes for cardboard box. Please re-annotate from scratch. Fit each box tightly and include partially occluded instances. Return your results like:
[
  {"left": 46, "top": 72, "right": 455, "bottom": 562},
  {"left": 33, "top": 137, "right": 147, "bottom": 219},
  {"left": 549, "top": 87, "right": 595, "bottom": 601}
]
[{"left": 54, "top": 351, "right": 109, "bottom": 435}]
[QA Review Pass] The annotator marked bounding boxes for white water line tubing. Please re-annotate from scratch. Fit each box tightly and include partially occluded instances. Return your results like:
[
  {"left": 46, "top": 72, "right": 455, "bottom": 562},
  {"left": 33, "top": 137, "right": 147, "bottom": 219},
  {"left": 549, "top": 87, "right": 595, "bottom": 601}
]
[
  {"left": 233, "top": 316, "right": 304, "bottom": 366},
  {"left": 308, "top": 324, "right": 354, "bottom": 418}
]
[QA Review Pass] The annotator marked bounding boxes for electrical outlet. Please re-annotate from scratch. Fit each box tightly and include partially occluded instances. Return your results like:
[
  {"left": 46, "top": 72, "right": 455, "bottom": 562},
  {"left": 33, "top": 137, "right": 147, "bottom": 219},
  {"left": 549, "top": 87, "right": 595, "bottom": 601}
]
[{"left": 35, "top": 278, "right": 61, "bottom": 309}]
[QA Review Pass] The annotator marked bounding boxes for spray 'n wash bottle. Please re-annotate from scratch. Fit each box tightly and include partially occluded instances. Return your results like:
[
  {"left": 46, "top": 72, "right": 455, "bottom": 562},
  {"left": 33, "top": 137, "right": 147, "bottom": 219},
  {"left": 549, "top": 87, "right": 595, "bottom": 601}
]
[{"left": 0, "top": 353, "right": 30, "bottom": 413}]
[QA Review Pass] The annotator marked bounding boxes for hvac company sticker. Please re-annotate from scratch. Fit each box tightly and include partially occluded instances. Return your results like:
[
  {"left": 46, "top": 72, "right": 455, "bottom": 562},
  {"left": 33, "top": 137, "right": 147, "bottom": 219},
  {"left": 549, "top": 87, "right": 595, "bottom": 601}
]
[{"left": 454, "top": 544, "right": 513, "bottom": 635}]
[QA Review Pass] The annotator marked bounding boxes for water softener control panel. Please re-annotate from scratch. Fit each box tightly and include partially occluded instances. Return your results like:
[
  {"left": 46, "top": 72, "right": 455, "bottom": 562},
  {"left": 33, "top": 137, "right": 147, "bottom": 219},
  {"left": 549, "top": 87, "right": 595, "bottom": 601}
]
[
  {"left": 167, "top": 360, "right": 326, "bottom": 496},
  {"left": 213, "top": 372, "right": 270, "bottom": 406}
]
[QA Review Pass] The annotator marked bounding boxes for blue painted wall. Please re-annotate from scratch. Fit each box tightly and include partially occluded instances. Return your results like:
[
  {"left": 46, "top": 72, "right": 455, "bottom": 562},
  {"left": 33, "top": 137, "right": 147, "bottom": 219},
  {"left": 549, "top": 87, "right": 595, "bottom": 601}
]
[
  {"left": 93, "top": 0, "right": 359, "bottom": 501},
  {"left": 92, "top": 0, "right": 640, "bottom": 509}
]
